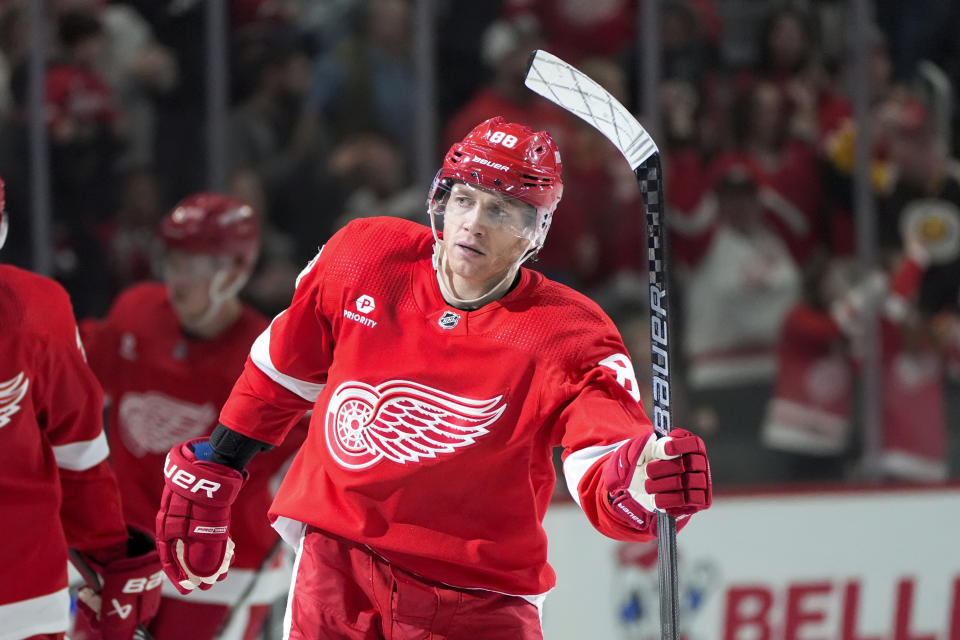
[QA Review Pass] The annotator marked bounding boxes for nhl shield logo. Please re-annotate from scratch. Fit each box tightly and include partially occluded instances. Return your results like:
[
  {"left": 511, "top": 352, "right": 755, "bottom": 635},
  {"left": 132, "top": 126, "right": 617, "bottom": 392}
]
[{"left": 438, "top": 311, "right": 460, "bottom": 329}]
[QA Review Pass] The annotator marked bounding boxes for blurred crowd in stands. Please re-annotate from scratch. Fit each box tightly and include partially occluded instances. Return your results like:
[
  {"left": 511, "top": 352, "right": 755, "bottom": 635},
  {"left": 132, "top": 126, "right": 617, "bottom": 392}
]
[{"left": 1, "top": 0, "right": 959, "bottom": 488}]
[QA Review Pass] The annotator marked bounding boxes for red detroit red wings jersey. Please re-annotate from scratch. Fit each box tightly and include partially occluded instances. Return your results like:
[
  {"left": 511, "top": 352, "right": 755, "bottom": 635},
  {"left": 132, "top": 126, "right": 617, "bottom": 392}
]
[
  {"left": 82, "top": 283, "right": 305, "bottom": 571},
  {"left": 220, "top": 217, "right": 655, "bottom": 597},
  {"left": 0, "top": 266, "right": 126, "bottom": 636},
  {"left": 761, "top": 304, "right": 853, "bottom": 455}
]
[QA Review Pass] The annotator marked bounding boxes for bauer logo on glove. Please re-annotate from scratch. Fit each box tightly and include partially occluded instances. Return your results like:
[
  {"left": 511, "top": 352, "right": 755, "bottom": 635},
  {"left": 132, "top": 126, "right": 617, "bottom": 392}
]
[
  {"left": 72, "top": 527, "right": 163, "bottom": 640},
  {"left": 156, "top": 438, "right": 246, "bottom": 594},
  {"left": 163, "top": 455, "right": 225, "bottom": 499}
]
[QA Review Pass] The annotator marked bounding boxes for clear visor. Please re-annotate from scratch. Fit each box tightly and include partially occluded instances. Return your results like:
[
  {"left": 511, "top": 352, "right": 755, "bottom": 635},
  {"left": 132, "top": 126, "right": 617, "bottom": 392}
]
[{"left": 429, "top": 178, "right": 538, "bottom": 242}]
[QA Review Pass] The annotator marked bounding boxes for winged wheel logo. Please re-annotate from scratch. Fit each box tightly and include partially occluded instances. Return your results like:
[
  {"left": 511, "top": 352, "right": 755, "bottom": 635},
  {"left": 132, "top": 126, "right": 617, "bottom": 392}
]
[
  {"left": 325, "top": 380, "right": 505, "bottom": 469},
  {"left": 0, "top": 372, "right": 29, "bottom": 428}
]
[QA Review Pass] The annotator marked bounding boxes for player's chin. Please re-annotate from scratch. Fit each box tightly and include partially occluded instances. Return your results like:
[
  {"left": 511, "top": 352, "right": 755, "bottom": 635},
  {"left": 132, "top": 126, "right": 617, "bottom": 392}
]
[
  {"left": 448, "top": 254, "right": 489, "bottom": 276},
  {"left": 171, "top": 302, "right": 208, "bottom": 326}
]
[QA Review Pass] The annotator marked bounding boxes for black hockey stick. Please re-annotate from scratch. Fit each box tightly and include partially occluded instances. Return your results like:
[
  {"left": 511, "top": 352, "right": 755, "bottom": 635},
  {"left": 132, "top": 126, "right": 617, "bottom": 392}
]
[
  {"left": 524, "top": 49, "right": 681, "bottom": 638},
  {"left": 68, "top": 548, "right": 155, "bottom": 640}
]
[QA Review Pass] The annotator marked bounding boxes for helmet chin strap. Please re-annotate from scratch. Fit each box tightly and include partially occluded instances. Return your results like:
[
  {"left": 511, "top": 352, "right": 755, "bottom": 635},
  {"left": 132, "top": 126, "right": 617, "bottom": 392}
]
[
  {"left": 191, "top": 268, "right": 249, "bottom": 331},
  {"left": 432, "top": 240, "right": 536, "bottom": 310}
]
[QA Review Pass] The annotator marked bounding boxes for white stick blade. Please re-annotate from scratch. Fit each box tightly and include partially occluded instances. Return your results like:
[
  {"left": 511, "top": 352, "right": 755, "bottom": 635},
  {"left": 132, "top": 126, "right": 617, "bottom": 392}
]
[{"left": 524, "top": 49, "right": 658, "bottom": 170}]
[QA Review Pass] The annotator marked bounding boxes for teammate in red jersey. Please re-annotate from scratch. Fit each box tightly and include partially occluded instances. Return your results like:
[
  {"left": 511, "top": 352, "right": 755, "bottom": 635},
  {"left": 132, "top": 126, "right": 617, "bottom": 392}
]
[
  {"left": 79, "top": 194, "right": 305, "bottom": 640},
  {"left": 155, "top": 117, "right": 713, "bottom": 639},
  {"left": 0, "top": 180, "right": 161, "bottom": 640}
]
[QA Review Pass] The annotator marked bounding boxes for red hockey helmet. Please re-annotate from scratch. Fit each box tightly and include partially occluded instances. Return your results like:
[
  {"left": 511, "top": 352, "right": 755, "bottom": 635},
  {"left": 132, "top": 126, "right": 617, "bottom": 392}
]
[
  {"left": 160, "top": 193, "right": 260, "bottom": 271},
  {"left": 429, "top": 116, "right": 563, "bottom": 248},
  {"left": 0, "top": 176, "right": 6, "bottom": 250}
]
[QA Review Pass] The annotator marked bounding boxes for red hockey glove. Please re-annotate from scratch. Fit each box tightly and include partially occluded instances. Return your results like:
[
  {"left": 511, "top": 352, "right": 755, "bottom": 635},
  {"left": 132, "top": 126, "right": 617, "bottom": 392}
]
[
  {"left": 74, "top": 527, "right": 163, "bottom": 640},
  {"left": 156, "top": 438, "right": 246, "bottom": 595},
  {"left": 602, "top": 428, "right": 711, "bottom": 535}
]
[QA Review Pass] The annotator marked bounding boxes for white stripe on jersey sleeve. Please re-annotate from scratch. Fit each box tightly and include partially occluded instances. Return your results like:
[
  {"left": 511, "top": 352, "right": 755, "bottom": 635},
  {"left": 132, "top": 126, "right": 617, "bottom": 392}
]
[
  {"left": 74, "top": 325, "right": 88, "bottom": 361},
  {"left": 250, "top": 315, "right": 326, "bottom": 402},
  {"left": 562, "top": 440, "right": 630, "bottom": 507},
  {"left": 0, "top": 587, "right": 71, "bottom": 639},
  {"left": 52, "top": 431, "right": 109, "bottom": 471}
]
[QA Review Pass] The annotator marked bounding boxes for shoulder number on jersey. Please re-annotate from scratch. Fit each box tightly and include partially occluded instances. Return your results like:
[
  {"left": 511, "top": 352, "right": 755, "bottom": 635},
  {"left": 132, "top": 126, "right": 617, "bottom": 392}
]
[{"left": 599, "top": 354, "right": 640, "bottom": 403}]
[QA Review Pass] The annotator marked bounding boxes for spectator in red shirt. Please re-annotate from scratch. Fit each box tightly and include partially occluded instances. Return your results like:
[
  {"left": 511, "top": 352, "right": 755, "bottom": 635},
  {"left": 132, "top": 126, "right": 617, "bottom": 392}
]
[
  {"left": 730, "top": 81, "right": 823, "bottom": 264},
  {"left": 535, "top": 57, "right": 645, "bottom": 300},
  {"left": 502, "top": 0, "right": 636, "bottom": 62}
]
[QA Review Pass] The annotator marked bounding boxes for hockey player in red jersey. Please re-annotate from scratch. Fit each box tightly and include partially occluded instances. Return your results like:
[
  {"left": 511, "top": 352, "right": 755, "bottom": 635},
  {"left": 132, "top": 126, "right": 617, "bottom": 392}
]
[
  {"left": 0, "top": 180, "right": 162, "bottom": 640},
  {"left": 155, "top": 117, "right": 713, "bottom": 638},
  {"left": 79, "top": 194, "right": 305, "bottom": 640}
]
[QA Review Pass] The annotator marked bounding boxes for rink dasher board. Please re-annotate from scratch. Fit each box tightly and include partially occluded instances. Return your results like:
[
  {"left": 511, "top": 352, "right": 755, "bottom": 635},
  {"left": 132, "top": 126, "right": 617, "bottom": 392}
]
[{"left": 542, "top": 485, "right": 960, "bottom": 640}]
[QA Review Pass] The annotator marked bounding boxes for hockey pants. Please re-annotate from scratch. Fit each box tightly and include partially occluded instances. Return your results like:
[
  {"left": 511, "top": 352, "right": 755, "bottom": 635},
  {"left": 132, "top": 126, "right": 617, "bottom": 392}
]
[{"left": 283, "top": 526, "right": 543, "bottom": 639}]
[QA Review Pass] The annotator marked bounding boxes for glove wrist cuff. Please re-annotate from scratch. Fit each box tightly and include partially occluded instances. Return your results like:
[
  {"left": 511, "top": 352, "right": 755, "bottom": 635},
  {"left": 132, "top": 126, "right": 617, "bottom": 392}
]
[
  {"left": 606, "top": 490, "right": 655, "bottom": 533},
  {"left": 82, "top": 541, "right": 127, "bottom": 568}
]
